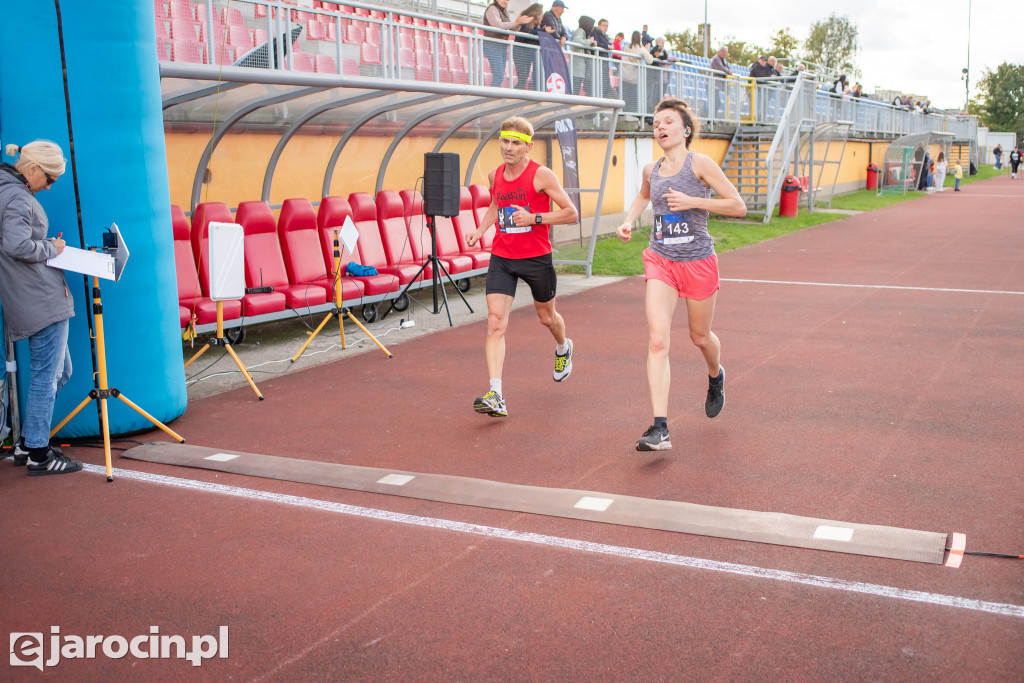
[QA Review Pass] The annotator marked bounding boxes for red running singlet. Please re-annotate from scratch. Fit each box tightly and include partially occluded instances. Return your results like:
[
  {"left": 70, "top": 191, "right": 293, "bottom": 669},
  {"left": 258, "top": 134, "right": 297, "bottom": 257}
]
[{"left": 490, "top": 159, "right": 552, "bottom": 260}]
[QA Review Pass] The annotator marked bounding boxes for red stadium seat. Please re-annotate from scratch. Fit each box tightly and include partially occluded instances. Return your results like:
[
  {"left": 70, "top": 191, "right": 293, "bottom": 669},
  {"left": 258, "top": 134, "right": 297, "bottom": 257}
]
[
  {"left": 171, "top": 39, "right": 205, "bottom": 64},
  {"left": 377, "top": 190, "right": 432, "bottom": 279},
  {"left": 222, "top": 6, "right": 245, "bottom": 26},
  {"left": 345, "top": 192, "right": 424, "bottom": 284},
  {"left": 291, "top": 52, "right": 315, "bottom": 72},
  {"left": 307, "top": 19, "right": 326, "bottom": 41},
  {"left": 314, "top": 55, "right": 337, "bottom": 74},
  {"left": 314, "top": 197, "right": 401, "bottom": 297},
  {"left": 278, "top": 198, "right": 364, "bottom": 302},
  {"left": 190, "top": 201, "right": 234, "bottom": 295},
  {"left": 232, "top": 201, "right": 303, "bottom": 314},
  {"left": 399, "top": 189, "right": 474, "bottom": 275},
  {"left": 452, "top": 187, "right": 491, "bottom": 268},
  {"left": 468, "top": 184, "right": 495, "bottom": 249},
  {"left": 172, "top": 205, "right": 241, "bottom": 326}
]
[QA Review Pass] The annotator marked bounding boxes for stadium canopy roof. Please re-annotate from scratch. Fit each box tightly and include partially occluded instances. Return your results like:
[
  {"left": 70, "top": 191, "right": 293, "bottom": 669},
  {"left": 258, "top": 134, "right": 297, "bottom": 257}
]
[{"left": 159, "top": 63, "right": 625, "bottom": 212}]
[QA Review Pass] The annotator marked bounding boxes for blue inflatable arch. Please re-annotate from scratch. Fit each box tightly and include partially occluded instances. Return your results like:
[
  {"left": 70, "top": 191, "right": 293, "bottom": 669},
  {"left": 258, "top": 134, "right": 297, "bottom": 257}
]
[{"left": 0, "top": 1, "right": 186, "bottom": 437}]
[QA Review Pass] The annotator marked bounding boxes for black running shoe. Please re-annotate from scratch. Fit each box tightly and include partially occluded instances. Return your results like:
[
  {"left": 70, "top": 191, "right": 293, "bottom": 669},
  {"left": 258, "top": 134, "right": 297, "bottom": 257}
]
[
  {"left": 26, "top": 448, "right": 83, "bottom": 476},
  {"left": 705, "top": 366, "right": 725, "bottom": 418},
  {"left": 636, "top": 424, "right": 672, "bottom": 451},
  {"left": 12, "top": 438, "right": 63, "bottom": 466}
]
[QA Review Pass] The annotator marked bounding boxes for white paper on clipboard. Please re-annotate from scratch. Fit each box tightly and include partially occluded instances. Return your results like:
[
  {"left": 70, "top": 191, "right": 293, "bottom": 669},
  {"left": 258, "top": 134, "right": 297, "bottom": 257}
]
[{"left": 47, "top": 245, "right": 116, "bottom": 280}]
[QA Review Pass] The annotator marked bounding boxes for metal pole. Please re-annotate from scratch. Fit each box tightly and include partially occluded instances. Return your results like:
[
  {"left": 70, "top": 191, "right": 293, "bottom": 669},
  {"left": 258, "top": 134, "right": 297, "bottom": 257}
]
[
  {"left": 965, "top": 0, "right": 971, "bottom": 114},
  {"left": 703, "top": 0, "right": 708, "bottom": 59}
]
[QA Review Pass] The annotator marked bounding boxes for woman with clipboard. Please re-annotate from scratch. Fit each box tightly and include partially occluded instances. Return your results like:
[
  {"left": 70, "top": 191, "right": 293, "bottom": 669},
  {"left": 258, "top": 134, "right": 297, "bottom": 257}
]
[{"left": 0, "top": 140, "right": 82, "bottom": 475}]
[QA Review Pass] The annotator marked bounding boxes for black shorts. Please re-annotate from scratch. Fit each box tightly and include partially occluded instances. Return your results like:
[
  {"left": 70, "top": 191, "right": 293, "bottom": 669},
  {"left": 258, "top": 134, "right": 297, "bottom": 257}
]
[{"left": 485, "top": 253, "right": 557, "bottom": 302}]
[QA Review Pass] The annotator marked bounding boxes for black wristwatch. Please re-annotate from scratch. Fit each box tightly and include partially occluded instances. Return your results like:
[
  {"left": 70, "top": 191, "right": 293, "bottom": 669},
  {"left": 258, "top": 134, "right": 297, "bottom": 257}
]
[{"left": 534, "top": 214, "right": 543, "bottom": 225}]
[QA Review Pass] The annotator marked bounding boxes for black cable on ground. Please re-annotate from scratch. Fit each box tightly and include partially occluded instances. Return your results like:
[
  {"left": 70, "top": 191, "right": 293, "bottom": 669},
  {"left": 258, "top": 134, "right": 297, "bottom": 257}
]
[{"left": 963, "top": 551, "right": 1024, "bottom": 560}]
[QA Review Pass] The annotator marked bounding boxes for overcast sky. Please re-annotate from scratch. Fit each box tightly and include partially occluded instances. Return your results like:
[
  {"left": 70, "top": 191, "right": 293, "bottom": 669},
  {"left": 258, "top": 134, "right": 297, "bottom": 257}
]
[{"left": 559, "top": 0, "right": 1024, "bottom": 110}]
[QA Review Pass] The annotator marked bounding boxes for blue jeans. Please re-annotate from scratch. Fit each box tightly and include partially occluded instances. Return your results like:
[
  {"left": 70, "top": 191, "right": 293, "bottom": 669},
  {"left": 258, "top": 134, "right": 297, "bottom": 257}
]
[
  {"left": 23, "top": 318, "right": 72, "bottom": 449},
  {"left": 483, "top": 41, "right": 507, "bottom": 88}
]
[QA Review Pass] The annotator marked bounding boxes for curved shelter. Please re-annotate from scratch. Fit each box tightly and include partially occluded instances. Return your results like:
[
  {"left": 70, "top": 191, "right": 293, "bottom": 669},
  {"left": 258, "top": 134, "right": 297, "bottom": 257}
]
[{"left": 160, "top": 61, "right": 624, "bottom": 275}]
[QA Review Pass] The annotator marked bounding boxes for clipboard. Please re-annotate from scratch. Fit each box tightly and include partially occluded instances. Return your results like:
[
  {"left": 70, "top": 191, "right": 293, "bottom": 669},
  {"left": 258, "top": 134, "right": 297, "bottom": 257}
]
[{"left": 45, "top": 223, "right": 130, "bottom": 281}]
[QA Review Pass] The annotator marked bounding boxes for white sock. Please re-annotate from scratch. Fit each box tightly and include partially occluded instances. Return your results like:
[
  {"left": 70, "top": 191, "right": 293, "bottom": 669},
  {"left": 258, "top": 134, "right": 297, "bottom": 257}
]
[
  {"left": 556, "top": 342, "right": 569, "bottom": 355},
  {"left": 490, "top": 379, "right": 502, "bottom": 395}
]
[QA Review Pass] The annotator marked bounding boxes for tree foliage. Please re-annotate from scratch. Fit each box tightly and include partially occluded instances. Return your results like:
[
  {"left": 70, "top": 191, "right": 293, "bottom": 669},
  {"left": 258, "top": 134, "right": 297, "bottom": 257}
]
[
  {"left": 976, "top": 62, "right": 1024, "bottom": 140},
  {"left": 664, "top": 30, "right": 705, "bottom": 57},
  {"left": 722, "top": 37, "right": 764, "bottom": 69},
  {"left": 767, "top": 28, "right": 799, "bottom": 63},
  {"left": 803, "top": 14, "right": 859, "bottom": 77}
]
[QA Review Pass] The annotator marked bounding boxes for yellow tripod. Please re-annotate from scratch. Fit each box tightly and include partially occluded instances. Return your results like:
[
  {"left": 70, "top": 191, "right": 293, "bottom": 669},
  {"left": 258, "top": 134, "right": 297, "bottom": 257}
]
[
  {"left": 183, "top": 300, "right": 264, "bottom": 400},
  {"left": 291, "top": 230, "right": 393, "bottom": 363},
  {"left": 52, "top": 275, "right": 185, "bottom": 482}
]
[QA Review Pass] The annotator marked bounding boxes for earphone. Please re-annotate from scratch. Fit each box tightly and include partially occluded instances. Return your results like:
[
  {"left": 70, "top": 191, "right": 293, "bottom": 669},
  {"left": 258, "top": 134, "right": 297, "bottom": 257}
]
[{"left": 685, "top": 128, "right": 691, "bottom": 136}]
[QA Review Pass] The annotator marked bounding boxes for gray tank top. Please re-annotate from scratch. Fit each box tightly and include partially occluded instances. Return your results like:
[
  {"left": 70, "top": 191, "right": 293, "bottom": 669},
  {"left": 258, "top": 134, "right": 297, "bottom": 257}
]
[{"left": 648, "top": 153, "right": 714, "bottom": 262}]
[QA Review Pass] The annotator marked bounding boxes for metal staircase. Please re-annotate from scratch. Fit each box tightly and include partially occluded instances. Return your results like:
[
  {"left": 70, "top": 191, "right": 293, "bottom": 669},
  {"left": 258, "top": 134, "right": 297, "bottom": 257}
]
[{"left": 721, "top": 125, "right": 777, "bottom": 214}]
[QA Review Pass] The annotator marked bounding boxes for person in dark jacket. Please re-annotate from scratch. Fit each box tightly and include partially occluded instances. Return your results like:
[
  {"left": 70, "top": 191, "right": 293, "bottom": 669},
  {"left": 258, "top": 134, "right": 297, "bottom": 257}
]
[
  {"left": 0, "top": 140, "right": 81, "bottom": 475},
  {"left": 540, "top": 0, "right": 569, "bottom": 47},
  {"left": 591, "top": 18, "right": 614, "bottom": 97}
]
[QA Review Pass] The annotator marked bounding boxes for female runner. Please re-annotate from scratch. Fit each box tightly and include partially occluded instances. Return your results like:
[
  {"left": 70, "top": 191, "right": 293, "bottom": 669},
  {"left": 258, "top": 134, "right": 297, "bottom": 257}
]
[{"left": 616, "top": 98, "right": 747, "bottom": 451}]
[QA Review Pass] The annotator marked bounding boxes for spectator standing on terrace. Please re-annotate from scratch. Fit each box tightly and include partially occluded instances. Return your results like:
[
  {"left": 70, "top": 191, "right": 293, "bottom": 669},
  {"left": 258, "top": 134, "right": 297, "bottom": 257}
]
[
  {"left": 850, "top": 82, "right": 863, "bottom": 98},
  {"left": 571, "top": 15, "right": 597, "bottom": 96},
  {"left": 621, "top": 30, "right": 655, "bottom": 111},
  {"left": 615, "top": 99, "right": 747, "bottom": 451},
  {"left": 993, "top": 143, "right": 1002, "bottom": 169},
  {"left": 540, "top": 0, "right": 569, "bottom": 48},
  {"left": 749, "top": 55, "right": 773, "bottom": 78},
  {"left": 934, "top": 151, "right": 947, "bottom": 191},
  {"left": 512, "top": 4, "right": 546, "bottom": 90},
  {"left": 592, "top": 18, "right": 614, "bottom": 96},
  {"left": 709, "top": 46, "right": 731, "bottom": 77},
  {"left": 465, "top": 117, "right": 579, "bottom": 418},
  {"left": 483, "top": 0, "right": 533, "bottom": 87},
  {"left": 766, "top": 56, "right": 782, "bottom": 77},
  {"left": 641, "top": 25, "right": 653, "bottom": 49},
  {"left": 709, "top": 47, "right": 731, "bottom": 114},
  {"left": 0, "top": 141, "right": 81, "bottom": 475},
  {"left": 647, "top": 37, "right": 677, "bottom": 111},
  {"left": 831, "top": 74, "right": 848, "bottom": 95}
]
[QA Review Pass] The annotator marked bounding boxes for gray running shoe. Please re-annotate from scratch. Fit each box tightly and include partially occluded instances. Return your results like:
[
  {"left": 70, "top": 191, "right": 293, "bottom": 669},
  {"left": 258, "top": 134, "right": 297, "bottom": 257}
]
[
  {"left": 636, "top": 424, "right": 672, "bottom": 451},
  {"left": 473, "top": 390, "right": 508, "bottom": 417}
]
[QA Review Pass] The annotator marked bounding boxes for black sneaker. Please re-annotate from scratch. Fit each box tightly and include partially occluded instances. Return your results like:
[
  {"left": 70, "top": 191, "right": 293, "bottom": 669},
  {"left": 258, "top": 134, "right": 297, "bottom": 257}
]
[
  {"left": 12, "top": 438, "right": 29, "bottom": 466},
  {"left": 11, "top": 438, "right": 63, "bottom": 466},
  {"left": 636, "top": 424, "right": 671, "bottom": 451},
  {"left": 706, "top": 366, "right": 725, "bottom": 418},
  {"left": 26, "top": 447, "right": 83, "bottom": 476}
]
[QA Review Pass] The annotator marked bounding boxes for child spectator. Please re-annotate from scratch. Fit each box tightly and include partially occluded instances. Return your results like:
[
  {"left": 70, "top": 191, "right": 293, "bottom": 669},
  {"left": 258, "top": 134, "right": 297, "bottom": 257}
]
[{"left": 952, "top": 160, "right": 963, "bottom": 191}]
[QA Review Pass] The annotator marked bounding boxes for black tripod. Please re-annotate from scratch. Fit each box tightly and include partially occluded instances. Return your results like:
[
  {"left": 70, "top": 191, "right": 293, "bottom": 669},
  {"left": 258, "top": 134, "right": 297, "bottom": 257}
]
[{"left": 383, "top": 214, "right": 473, "bottom": 326}]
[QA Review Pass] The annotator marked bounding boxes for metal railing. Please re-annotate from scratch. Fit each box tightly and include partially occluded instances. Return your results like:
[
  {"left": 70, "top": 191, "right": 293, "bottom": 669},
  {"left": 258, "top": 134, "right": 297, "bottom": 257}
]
[
  {"left": 761, "top": 74, "right": 816, "bottom": 220},
  {"left": 161, "top": 0, "right": 977, "bottom": 141}
]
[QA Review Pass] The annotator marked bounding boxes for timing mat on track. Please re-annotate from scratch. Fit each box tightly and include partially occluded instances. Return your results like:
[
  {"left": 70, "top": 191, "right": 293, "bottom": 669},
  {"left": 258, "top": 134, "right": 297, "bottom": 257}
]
[{"left": 123, "top": 443, "right": 951, "bottom": 564}]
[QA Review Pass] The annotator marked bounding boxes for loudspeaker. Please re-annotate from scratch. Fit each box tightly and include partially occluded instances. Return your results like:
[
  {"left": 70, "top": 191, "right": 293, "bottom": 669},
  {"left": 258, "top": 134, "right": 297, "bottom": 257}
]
[{"left": 423, "top": 153, "right": 460, "bottom": 217}]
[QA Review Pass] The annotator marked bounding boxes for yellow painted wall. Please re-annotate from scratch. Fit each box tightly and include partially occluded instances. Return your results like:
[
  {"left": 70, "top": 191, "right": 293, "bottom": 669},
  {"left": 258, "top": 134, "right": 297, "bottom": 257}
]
[
  {"left": 166, "top": 130, "right": 627, "bottom": 215},
  {"left": 166, "top": 129, "right": 914, "bottom": 216}
]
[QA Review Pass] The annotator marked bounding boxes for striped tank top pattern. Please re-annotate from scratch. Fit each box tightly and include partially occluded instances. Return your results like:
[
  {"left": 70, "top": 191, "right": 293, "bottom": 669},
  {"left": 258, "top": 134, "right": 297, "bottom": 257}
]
[{"left": 648, "top": 153, "right": 714, "bottom": 262}]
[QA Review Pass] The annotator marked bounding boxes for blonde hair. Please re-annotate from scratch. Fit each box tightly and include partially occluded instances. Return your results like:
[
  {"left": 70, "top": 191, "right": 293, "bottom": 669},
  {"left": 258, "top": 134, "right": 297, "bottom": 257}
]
[
  {"left": 499, "top": 116, "right": 534, "bottom": 139},
  {"left": 5, "top": 140, "right": 66, "bottom": 178}
]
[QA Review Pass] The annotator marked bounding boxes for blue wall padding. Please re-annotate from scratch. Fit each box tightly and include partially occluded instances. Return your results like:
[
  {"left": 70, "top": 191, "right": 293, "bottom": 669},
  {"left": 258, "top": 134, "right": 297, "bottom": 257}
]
[{"left": 0, "top": 1, "right": 186, "bottom": 437}]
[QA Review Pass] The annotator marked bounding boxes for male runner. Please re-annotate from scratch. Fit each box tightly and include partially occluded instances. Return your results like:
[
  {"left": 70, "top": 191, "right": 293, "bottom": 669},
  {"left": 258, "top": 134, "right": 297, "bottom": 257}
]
[{"left": 466, "top": 116, "right": 579, "bottom": 417}]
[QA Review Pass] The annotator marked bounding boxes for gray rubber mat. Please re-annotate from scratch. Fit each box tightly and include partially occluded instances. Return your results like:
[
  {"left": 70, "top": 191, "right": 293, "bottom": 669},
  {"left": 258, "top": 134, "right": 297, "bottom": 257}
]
[{"left": 123, "top": 443, "right": 949, "bottom": 564}]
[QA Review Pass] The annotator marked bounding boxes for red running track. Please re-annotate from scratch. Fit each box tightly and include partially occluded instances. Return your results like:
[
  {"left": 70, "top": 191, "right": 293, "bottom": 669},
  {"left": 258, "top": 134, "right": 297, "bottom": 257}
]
[{"left": 2, "top": 174, "right": 1022, "bottom": 680}]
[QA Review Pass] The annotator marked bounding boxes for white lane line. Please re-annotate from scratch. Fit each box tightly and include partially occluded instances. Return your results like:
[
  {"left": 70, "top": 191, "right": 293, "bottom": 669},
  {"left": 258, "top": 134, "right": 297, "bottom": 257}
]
[
  {"left": 84, "top": 464, "right": 1024, "bottom": 620},
  {"left": 721, "top": 278, "right": 1024, "bottom": 295}
]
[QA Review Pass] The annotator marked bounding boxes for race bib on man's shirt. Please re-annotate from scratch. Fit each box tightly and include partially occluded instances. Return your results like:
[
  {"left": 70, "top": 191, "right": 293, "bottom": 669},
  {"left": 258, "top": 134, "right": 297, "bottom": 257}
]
[
  {"left": 653, "top": 213, "right": 694, "bottom": 245},
  {"left": 497, "top": 206, "right": 532, "bottom": 234}
]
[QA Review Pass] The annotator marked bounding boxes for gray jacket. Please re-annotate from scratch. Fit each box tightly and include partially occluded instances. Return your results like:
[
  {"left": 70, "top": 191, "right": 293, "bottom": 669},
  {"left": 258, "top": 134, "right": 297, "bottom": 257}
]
[{"left": 0, "top": 164, "right": 74, "bottom": 341}]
